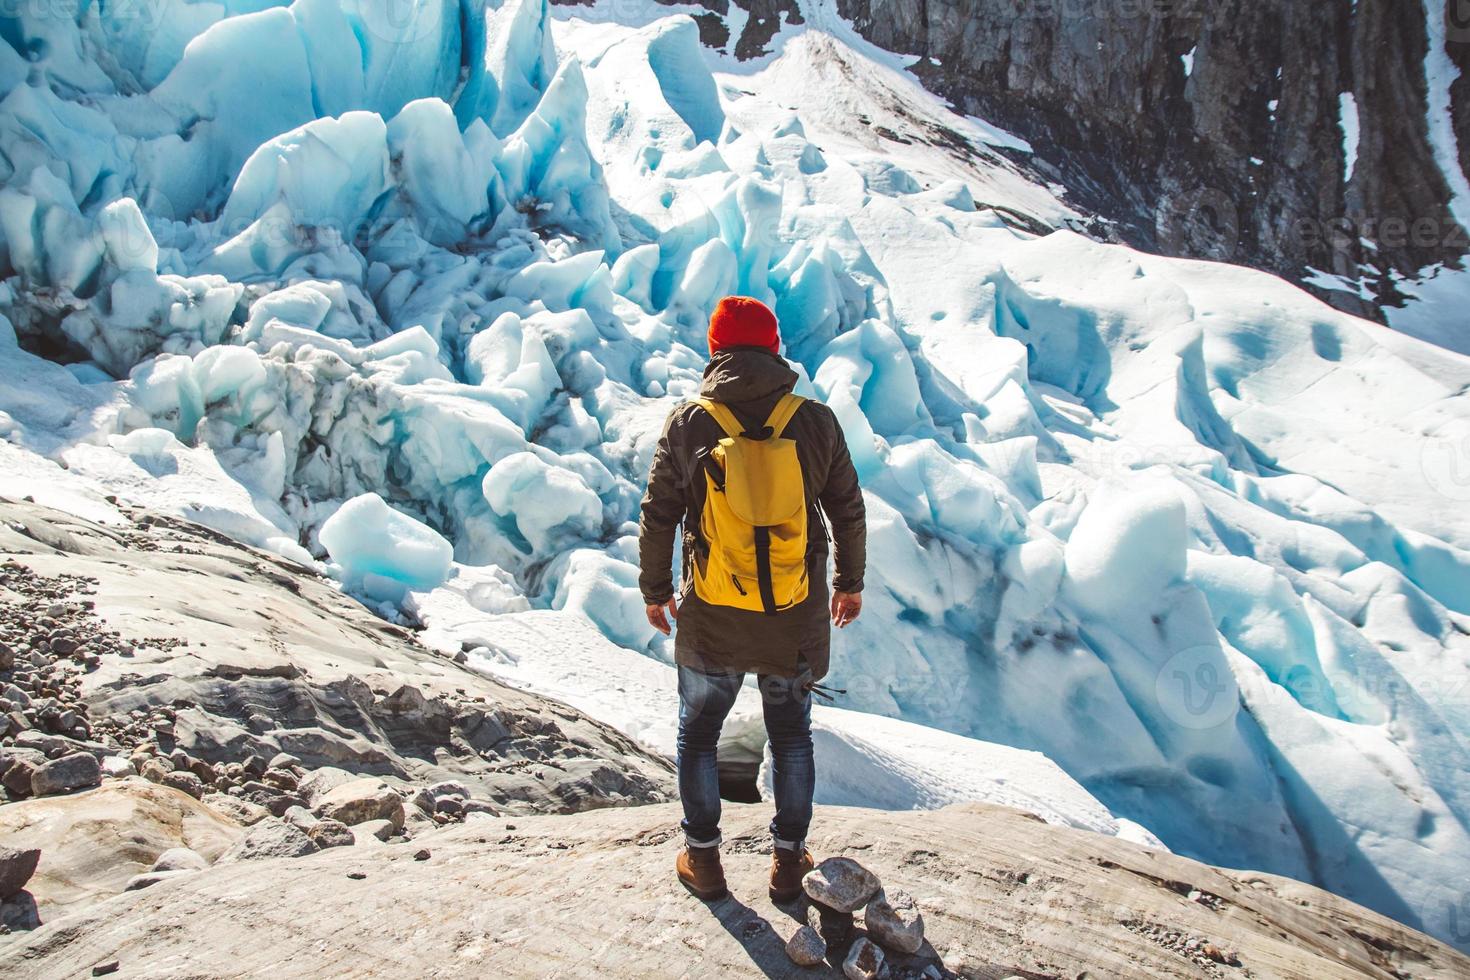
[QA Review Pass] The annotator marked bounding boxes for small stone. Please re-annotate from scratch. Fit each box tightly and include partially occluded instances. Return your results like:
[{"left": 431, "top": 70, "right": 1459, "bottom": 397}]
[
  {"left": 863, "top": 888, "right": 925, "bottom": 954},
  {"left": 139, "top": 758, "right": 173, "bottom": 784},
  {"left": 1202, "top": 944, "right": 1239, "bottom": 966},
  {"left": 803, "top": 857, "right": 882, "bottom": 913},
  {"left": 30, "top": 752, "right": 101, "bottom": 797},
  {"left": 413, "top": 848, "right": 431, "bottom": 861},
  {"left": 92, "top": 961, "right": 120, "bottom": 976},
  {"left": 785, "top": 924, "right": 827, "bottom": 967},
  {"left": 161, "top": 770, "right": 206, "bottom": 800},
  {"left": 267, "top": 752, "right": 301, "bottom": 770},
  {"left": 435, "top": 796, "right": 464, "bottom": 816},
  {"left": 1, "top": 758, "right": 37, "bottom": 798},
  {"left": 0, "top": 846, "right": 41, "bottom": 899},
  {"left": 308, "top": 819, "right": 356, "bottom": 849},
  {"left": 100, "top": 756, "right": 136, "bottom": 779},
  {"left": 346, "top": 871, "right": 367, "bottom": 880},
  {"left": 261, "top": 768, "right": 299, "bottom": 792},
  {"left": 315, "top": 778, "right": 405, "bottom": 829},
  {"left": 843, "top": 936, "right": 885, "bottom": 980},
  {"left": 150, "top": 848, "right": 208, "bottom": 873}
]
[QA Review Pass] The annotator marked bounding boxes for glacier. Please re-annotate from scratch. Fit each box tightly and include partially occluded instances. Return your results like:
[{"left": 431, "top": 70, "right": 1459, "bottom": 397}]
[{"left": 0, "top": 0, "right": 1468, "bottom": 951}]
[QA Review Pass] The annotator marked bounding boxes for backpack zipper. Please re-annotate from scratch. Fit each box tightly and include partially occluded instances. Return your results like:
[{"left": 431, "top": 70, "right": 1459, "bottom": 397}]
[{"left": 729, "top": 575, "right": 747, "bottom": 596}]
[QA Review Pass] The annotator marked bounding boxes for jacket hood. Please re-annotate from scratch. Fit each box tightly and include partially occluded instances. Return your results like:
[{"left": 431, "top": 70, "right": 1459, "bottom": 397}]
[{"left": 699, "top": 348, "right": 798, "bottom": 405}]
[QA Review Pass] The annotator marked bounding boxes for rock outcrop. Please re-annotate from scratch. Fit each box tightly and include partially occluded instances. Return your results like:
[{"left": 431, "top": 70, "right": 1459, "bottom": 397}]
[
  {"left": 2, "top": 801, "right": 1464, "bottom": 978},
  {"left": 0, "top": 497, "right": 674, "bottom": 824}
]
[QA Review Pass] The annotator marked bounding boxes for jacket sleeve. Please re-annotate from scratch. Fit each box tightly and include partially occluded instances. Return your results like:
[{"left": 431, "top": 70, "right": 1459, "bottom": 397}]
[
  {"left": 638, "top": 408, "right": 687, "bottom": 605},
  {"left": 818, "top": 408, "right": 866, "bottom": 594}
]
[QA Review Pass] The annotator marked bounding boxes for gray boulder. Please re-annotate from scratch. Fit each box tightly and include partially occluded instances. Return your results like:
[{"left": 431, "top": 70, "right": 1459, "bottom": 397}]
[
  {"left": 314, "top": 778, "right": 404, "bottom": 830},
  {"left": 864, "top": 888, "right": 925, "bottom": 954},
  {"left": 100, "top": 756, "right": 136, "bottom": 779},
  {"left": 351, "top": 819, "right": 396, "bottom": 845},
  {"left": 30, "top": 752, "right": 101, "bottom": 797},
  {"left": 0, "top": 846, "right": 41, "bottom": 899},
  {"left": 803, "top": 857, "right": 881, "bottom": 913},
  {"left": 220, "top": 819, "right": 320, "bottom": 862}
]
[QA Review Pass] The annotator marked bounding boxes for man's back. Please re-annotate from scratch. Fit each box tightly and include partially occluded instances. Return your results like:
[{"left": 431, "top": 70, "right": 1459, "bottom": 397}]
[
  {"left": 638, "top": 295, "right": 867, "bottom": 903},
  {"left": 638, "top": 344, "right": 865, "bottom": 680}
]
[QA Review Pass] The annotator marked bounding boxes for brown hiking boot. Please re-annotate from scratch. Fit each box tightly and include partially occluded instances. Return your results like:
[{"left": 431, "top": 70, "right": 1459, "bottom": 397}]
[
  {"left": 769, "top": 846, "right": 814, "bottom": 902},
  {"left": 677, "top": 845, "right": 728, "bottom": 900}
]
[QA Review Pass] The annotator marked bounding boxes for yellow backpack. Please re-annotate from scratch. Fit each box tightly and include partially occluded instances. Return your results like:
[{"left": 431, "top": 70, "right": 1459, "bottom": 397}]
[{"left": 690, "top": 393, "right": 810, "bottom": 614}]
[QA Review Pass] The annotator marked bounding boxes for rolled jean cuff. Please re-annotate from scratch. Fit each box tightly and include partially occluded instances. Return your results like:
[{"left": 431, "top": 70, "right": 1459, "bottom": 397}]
[
  {"left": 685, "top": 832, "right": 722, "bottom": 848},
  {"left": 773, "top": 834, "right": 805, "bottom": 851}
]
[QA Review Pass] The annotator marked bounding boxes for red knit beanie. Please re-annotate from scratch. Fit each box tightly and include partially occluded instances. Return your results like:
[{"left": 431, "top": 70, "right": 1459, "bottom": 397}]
[{"left": 708, "top": 296, "right": 780, "bottom": 355}]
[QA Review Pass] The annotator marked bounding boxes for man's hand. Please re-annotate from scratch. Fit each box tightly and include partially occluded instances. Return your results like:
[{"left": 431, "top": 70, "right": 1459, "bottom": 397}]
[
  {"left": 831, "top": 591, "right": 861, "bottom": 628},
  {"left": 646, "top": 598, "right": 679, "bottom": 635}
]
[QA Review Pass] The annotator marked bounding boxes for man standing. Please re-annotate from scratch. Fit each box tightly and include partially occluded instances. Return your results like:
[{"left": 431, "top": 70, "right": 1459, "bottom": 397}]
[{"left": 638, "top": 295, "right": 866, "bottom": 903}]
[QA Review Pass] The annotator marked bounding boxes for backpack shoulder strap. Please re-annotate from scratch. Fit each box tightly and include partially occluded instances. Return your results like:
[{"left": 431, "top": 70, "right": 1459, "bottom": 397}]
[
  {"left": 764, "top": 393, "right": 806, "bottom": 439},
  {"left": 691, "top": 398, "right": 744, "bottom": 439}
]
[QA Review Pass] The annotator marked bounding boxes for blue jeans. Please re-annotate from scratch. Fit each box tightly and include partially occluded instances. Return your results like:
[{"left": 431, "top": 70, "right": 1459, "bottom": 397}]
[{"left": 676, "top": 661, "right": 815, "bottom": 849}]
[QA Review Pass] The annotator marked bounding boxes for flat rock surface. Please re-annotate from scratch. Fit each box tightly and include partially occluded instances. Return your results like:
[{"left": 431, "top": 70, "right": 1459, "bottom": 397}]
[{"left": 3, "top": 801, "right": 1464, "bottom": 979}]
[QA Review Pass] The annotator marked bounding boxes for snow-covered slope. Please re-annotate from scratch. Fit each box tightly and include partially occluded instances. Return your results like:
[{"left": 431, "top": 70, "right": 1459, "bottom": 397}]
[{"left": 1, "top": 0, "right": 1468, "bottom": 951}]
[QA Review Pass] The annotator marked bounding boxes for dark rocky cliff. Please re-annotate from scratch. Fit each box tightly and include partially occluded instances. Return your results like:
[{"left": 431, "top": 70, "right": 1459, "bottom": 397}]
[{"left": 832, "top": 0, "right": 1470, "bottom": 319}]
